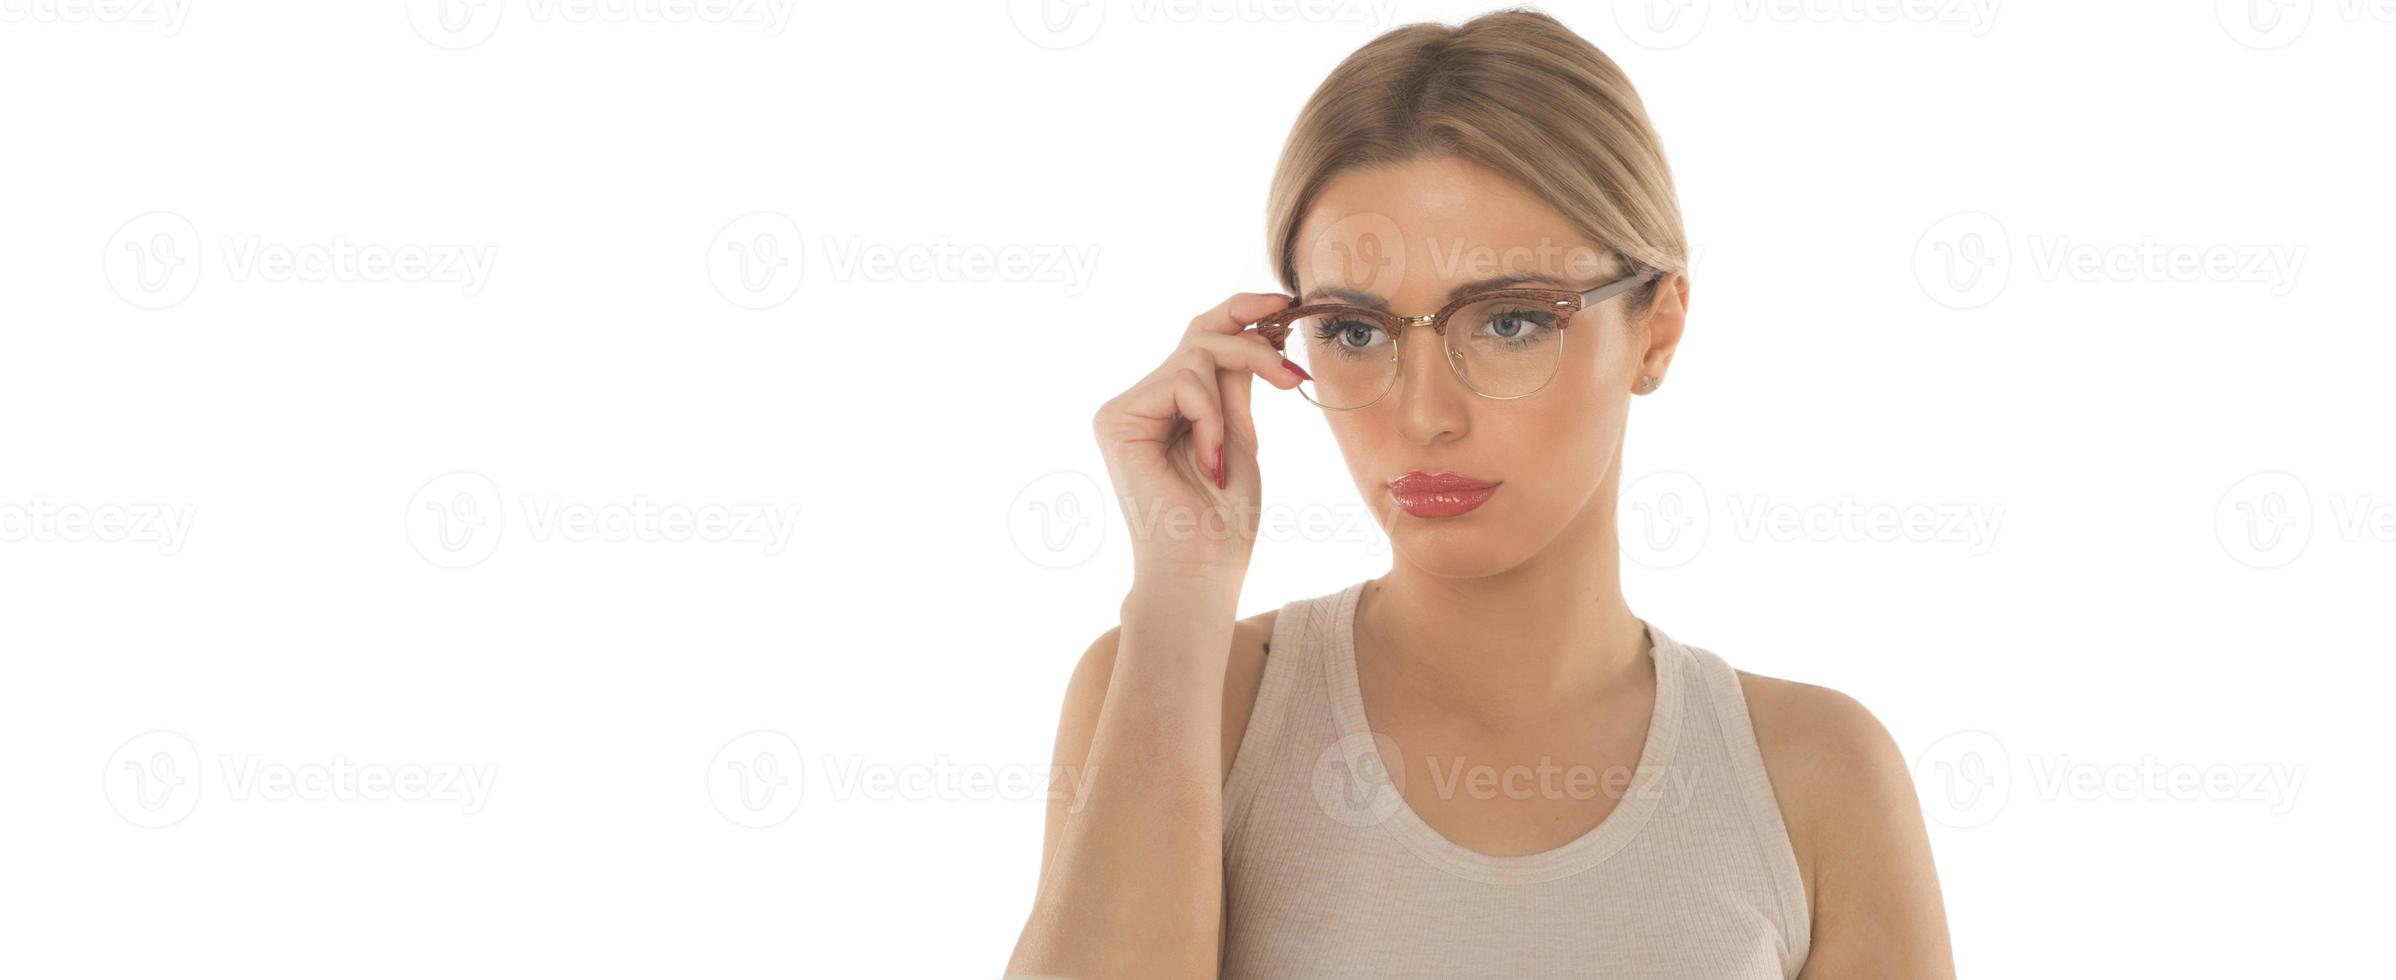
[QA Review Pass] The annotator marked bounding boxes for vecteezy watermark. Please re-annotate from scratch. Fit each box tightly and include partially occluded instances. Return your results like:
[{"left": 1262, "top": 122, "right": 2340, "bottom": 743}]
[
  {"left": 1620, "top": 471, "right": 2004, "bottom": 570},
  {"left": 1422, "top": 237, "right": 1707, "bottom": 288},
  {"left": 1289, "top": 216, "right": 1698, "bottom": 309},
  {"left": 707, "top": 211, "right": 804, "bottom": 310},
  {"left": 1010, "top": 470, "right": 1108, "bottom": 570},
  {"left": 1009, "top": 0, "right": 1401, "bottom": 50},
  {"left": 815, "top": 755, "right": 1095, "bottom": 808},
  {"left": 2214, "top": 469, "right": 2396, "bottom": 570},
  {"left": 1311, "top": 729, "right": 1701, "bottom": 829},
  {"left": 1006, "top": 469, "right": 1389, "bottom": 571},
  {"left": 1914, "top": 210, "right": 2305, "bottom": 310},
  {"left": 406, "top": 0, "right": 799, "bottom": 51},
  {"left": 103, "top": 731, "right": 203, "bottom": 828},
  {"left": 103, "top": 211, "right": 499, "bottom": 309},
  {"left": 1613, "top": 0, "right": 2000, "bottom": 51},
  {"left": 219, "top": 756, "right": 497, "bottom": 814},
  {"left": 704, "top": 731, "right": 1094, "bottom": 830},
  {"left": 0, "top": 0, "right": 191, "bottom": 35},
  {"left": 105, "top": 730, "right": 498, "bottom": 827},
  {"left": 704, "top": 211, "right": 1101, "bottom": 308},
  {"left": 0, "top": 496, "right": 196, "bottom": 556},
  {"left": 2215, "top": 0, "right": 2396, "bottom": 50},
  {"left": 819, "top": 235, "right": 1102, "bottom": 297},
  {"left": 405, "top": 470, "right": 801, "bottom": 569},
  {"left": 1913, "top": 729, "right": 2306, "bottom": 830},
  {"left": 707, "top": 730, "right": 805, "bottom": 828}
]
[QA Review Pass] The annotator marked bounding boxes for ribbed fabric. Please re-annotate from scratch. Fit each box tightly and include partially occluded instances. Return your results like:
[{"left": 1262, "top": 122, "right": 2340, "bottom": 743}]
[{"left": 1221, "top": 578, "right": 1811, "bottom": 979}]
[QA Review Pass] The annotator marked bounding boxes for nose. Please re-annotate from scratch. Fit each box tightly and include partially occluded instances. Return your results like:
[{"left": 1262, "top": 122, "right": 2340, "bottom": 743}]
[{"left": 1390, "top": 316, "right": 1470, "bottom": 446}]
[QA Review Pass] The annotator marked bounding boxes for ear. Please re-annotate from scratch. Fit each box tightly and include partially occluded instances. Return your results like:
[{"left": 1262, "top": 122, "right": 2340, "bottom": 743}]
[{"left": 1634, "top": 272, "right": 1689, "bottom": 392}]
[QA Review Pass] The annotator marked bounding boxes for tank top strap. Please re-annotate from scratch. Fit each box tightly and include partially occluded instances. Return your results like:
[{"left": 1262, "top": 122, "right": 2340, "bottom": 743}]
[
  {"left": 1665, "top": 628, "right": 1815, "bottom": 970},
  {"left": 1223, "top": 582, "right": 1347, "bottom": 842}
]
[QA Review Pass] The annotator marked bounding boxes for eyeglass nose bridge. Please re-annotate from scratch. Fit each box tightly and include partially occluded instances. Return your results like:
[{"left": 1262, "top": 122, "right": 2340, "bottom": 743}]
[{"left": 1382, "top": 313, "right": 1471, "bottom": 388}]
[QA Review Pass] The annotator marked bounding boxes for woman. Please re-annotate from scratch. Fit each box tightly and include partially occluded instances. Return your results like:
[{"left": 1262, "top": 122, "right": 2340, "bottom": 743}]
[{"left": 1009, "top": 10, "right": 1953, "bottom": 979}]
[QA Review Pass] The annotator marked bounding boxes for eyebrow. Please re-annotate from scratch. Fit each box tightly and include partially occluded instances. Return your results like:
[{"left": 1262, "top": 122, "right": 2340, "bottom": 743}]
[{"left": 1298, "top": 273, "right": 1568, "bottom": 308}]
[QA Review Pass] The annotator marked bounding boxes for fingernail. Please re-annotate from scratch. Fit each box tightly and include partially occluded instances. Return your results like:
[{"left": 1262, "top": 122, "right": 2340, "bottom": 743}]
[
  {"left": 1215, "top": 445, "right": 1226, "bottom": 489},
  {"left": 1282, "top": 358, "right": 1312, "bottom": 382}
]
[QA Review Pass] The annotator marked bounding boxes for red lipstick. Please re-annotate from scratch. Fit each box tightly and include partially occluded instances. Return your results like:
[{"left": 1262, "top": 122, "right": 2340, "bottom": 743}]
[{"left": 1387, "top": 471, "right": 1500, "bottom": 518}]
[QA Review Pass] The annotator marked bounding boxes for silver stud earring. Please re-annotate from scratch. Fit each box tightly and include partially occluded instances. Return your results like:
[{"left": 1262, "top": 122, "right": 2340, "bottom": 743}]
[{"left": 1638, "top": 375, "right": 1660, "bottom": 394}]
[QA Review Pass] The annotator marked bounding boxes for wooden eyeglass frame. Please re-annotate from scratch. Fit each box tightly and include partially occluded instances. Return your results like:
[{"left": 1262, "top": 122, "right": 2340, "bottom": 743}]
[{"left": 1254, "top": 270, "right": 1658, "bottom": 405}]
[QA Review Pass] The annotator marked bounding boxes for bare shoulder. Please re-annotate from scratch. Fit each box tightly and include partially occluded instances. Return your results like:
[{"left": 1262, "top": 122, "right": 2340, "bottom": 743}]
[
  {"left": 1735, "top": 672, "right": 1900, "bottom": 905},
  {"left": 1736, "top": 671, "right": 1911, "bottom": 807},
  {"left": 1736, "top": 670, "right": 1954, "bottom": 977}
]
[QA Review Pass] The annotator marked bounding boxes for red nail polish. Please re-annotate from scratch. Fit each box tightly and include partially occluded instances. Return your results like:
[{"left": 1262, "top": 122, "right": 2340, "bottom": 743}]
[
  {"left": 1215, "top": 445, "right": 1226, "bottom": 489},
  {"left": 1282, "top": 358, "right": 1312, "bottom": 382}
]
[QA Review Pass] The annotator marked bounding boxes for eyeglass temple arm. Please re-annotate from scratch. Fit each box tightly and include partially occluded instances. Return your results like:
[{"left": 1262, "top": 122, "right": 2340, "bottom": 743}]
[{"left": 1578, "top": 270, "right": 1659, "bottom": 307}]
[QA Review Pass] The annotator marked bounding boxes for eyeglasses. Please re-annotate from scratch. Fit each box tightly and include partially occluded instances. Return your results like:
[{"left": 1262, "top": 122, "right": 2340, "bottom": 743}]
[{"left": 1255, "top": 270, "right": 1657, "bottom": 410}]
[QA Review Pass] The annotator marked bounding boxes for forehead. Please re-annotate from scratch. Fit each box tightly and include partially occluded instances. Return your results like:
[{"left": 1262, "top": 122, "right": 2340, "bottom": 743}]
[{"left": 1292, "top": 156, "right": 1604, "bottom": 302}]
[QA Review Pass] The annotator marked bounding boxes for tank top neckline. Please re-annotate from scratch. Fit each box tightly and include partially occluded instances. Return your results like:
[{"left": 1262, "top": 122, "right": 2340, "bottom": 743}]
[{"left": 1320, "top": 577, "right": 1690, "bottom": 885}]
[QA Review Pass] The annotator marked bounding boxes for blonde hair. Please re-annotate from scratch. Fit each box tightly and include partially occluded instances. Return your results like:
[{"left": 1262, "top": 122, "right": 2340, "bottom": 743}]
[{"left": 1265, "top": 9, "right": 1686, "bottom": 313}]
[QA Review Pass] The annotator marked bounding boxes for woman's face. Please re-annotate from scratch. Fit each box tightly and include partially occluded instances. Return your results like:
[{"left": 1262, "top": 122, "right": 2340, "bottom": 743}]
[{"left": 1291, "top": 155, "right": 1686, "bottom": 579}]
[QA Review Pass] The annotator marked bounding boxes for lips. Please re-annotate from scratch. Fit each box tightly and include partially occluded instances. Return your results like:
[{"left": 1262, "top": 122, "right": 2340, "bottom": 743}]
[{"left": 1387, "top": 471, "right": 1500, "bottom": 518}]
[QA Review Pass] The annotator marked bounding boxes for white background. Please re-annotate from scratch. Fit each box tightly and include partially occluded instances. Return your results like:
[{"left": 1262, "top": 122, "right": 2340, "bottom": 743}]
[{"left": 3, "top": 1, "right": 2389, "bottom": 976}]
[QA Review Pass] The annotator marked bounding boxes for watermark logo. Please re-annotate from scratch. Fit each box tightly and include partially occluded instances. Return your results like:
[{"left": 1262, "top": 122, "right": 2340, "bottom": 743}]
[
  {"left": 2213, "top": 470, "right": 2396, "bottom": 569},
  {"left": 1616, "top": 0, "right": 2000, "bottom": 50},
  {"left": 819, "top": 235, "right": 1101, "bottom": 296},
  {"left": 1914, "top": 211, "right": 2010, "bottom": 310},
  {"left": 1614, "top": 0, "right": 1709, "bottom": 49},
  {"left": 1312, "top": 730, "right": 1408, "bottom": 828},
  {"left": 2216, "top": 0, "right": 2310, "bottom": 47},
  {"left": 1912, "top": 729, "right": 2008, "bottom": 829},
  {"left": 1, "top": 0, "right": 190, "bottom": 34},
  {"left": 406, "top": 0, "right": 506, "bottom": 49},
  {"left": 2209, "top": 0, "right": 2396, "bottom": 49},
  {"left": 1915, "top": 729, "right": 2306, "bottom": 829},
  {"left": 103, "top": 212, "right": 499, "bottom": 307},
  {"left": 707, "top": 211, "right": 805, "bottom": 310},
  {"left": 220, "top": 755, "right": 498, "bottom": 813},
  {"left": 816, "top": 755, "right": 1095, "bottom": 808},
  {"left": 106, "top": 731, "right": 498, "bottom": 825},
  {"left": 1622, "top": 472, "right": 2002, "bottom": 569},
  {"left": 1007, "top": 469, "right": 1390, "bottom": 570},
  {"left": 1011, "top": 0, "right": 1399, "bottom": 50},
  {"left": 1010, "top": 470, "right": 1109, "bottom": 570},
  {"left": 1299, "top": 210, "right": 1407, "bottom": 306},
  {"left": 407, "top": 470, "right": 506, "bottom": 569},
  {"left": 1009, "top": 0, "right": 1106, "bottom": 48},
  {"left": 1621, "top": 470, "right": 1709, "bottom": 570},
  {"left": 0, "top": 496, "right": 196, "bottom": 555},
  {"left": 104, "top": 730, "right": 203, "bottom": 828},
  {"left": 407, "top": 0, "right": 798, "bottom": 50},
  {"left": 708, "top": 730, "right": 805, "bottom": 828},
  {"left": 1915, "top": 210, "right": 2305, "bottom": 310},
  {"left": 404, "top": 470, "right": 802, "bottom": 568},
  {"left": 103, "top": 211, "right": 203, "bottom": 310},
  {"left": 2215, "top": 470, "right": 2310, "bottom": 569}
]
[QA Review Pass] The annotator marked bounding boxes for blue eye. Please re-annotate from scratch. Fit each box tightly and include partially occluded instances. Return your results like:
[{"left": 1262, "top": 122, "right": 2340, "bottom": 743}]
[
  {"left": 1311, "top": 316, "right": 1391, "bottom": 354},
  {"left": 1475, "top": 308, "right": 1557, "bottom": 347}
]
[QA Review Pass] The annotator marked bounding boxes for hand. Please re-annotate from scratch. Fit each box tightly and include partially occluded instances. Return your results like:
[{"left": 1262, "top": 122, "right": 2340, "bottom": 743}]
[{"left": 1091, "top": 292, "right": 1309, "bottom": 585}]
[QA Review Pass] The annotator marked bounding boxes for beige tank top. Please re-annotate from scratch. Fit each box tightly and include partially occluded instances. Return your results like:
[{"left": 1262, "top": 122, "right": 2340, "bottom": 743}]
[{"left": 1221, "top": 579, "right": 1812, "bottom": 978}]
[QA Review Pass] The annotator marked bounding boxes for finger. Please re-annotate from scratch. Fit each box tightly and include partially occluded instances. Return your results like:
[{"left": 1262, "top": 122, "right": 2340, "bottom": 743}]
[
  {"left": 1165, "top": 368, "right": 1225, "bottom": 488},
  {"left": 1186, "top": 292, "right": 1292, "bottom": 339},
  {"left": 1180, "top": 333, "right": 1304, "bottom": 395},
  {"left": 1218, "top": 361, "right": 1255, "bottom": 460}
]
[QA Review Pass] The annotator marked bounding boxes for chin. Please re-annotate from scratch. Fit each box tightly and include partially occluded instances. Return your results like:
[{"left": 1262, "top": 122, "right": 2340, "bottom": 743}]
[{"left": 1382, "top": 511, "right": 1537, "bottom": 580}]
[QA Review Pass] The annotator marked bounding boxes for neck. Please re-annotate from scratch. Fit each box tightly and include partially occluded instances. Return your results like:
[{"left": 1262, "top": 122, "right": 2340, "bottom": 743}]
[{"left": 1355, "top": 466, "right": 1648, "bottom": 725}]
